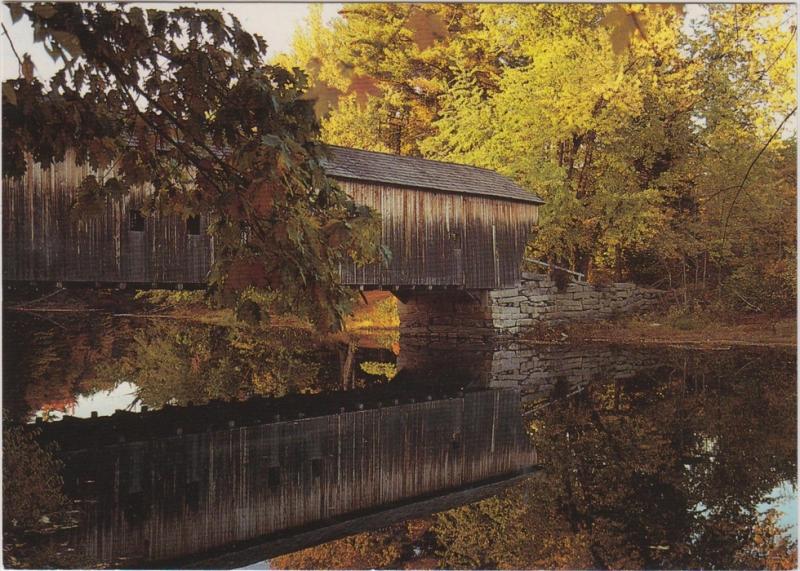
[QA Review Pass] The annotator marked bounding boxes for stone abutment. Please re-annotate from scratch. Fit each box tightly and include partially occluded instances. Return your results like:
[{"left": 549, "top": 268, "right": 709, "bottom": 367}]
[{"left": 397, "top": 272, "right": 664, "bottom": 340}]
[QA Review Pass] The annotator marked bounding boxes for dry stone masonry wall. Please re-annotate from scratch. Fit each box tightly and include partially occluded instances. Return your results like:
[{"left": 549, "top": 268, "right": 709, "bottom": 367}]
[
  {"left": 488, "top": 272, "right": 663, "bottom": 334},
  {"left": 398, "top": 272, "right": 663, "bottom": 340}
]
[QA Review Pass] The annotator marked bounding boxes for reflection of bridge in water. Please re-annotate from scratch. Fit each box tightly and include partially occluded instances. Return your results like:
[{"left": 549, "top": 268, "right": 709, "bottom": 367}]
[
  {"left": 38, "top": 388, "right": 536, "bottom": 569},
  {"left": 27, "top": 323, "right": 669, "bottom": 569}
]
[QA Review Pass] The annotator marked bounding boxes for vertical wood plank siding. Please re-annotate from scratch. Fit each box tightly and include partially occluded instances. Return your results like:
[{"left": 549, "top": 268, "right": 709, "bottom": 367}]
[
  {"left": 3, "top": 152, "right": 212, "bottom": 284},
  {"left": 336, "top": 180, "right": 538, "bottom": 289},
  {"left": 57, "top": 390, "right": 536, "bottom": 566},
  {"left": 3, "top": 157, "right": 538, "bottom": 288}
]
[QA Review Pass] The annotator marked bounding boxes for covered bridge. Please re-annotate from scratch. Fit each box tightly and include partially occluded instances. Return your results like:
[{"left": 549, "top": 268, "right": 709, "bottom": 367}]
[{"left": 3, "top": 146, "right": 542, "bottom": 291}]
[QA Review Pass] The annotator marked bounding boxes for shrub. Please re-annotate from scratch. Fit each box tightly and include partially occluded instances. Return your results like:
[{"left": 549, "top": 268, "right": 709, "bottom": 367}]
[
  {"left": 721, "top": 261, "right": 796, "bottom": 315},
  {"left": 551, "top": 267, "right": 571, "bottom": 292},
  {"left": 3, "top": 423, "right": 66, "bottom": 528}
]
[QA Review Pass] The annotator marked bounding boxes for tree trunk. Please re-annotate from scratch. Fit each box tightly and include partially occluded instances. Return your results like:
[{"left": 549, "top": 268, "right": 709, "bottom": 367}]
[
  {"left": 682, "top": 257, "right": 688, "bottom": 305},
  {"left": 339, "top": 341, "right": 356, "bottom": 390}
]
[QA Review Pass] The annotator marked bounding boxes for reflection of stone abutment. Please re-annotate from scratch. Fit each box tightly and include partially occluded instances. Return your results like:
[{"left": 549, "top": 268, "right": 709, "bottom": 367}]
[
  {"left": 396, "top": 339, "right": 661, "bottom": 405},
  {"left": 487, "top": 343, "right": 661, "bottom": 404},
  {"left": 39, "top": 389, "right": 536, "bottom": 568}
]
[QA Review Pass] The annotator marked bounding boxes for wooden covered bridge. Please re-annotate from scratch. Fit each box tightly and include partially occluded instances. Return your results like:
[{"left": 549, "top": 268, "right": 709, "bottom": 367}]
[{"left": 3, "top": 146, "right": 542, "bottom": 291}]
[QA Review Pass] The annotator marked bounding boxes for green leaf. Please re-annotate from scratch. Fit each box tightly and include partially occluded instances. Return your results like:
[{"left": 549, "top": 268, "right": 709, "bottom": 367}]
[
  {"left": 32, "top": 3, "right": 57, "bottom": 19},
  {"left": 103, "top": 177, "right": 129, "bottom": 198},
  {"left": 128, "top": 7, "right": 146, "bottom": 31},
  {"left": 7, "top": 3, "right": 24, "bottom": 24},
  {"left": 51, "top": 31, "right": 83, "bottom": 57},
  {"left": 44, "top": 40, "right": 62, "bottom": 62}
]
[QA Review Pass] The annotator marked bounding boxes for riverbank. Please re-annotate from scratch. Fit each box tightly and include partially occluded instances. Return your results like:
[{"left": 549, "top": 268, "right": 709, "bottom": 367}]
[
  {"left": 4, "top": 288, "right": 795, "bottom": 350},
  {"left": 565, "top": 313, "right": 796, "bottom": 349}
]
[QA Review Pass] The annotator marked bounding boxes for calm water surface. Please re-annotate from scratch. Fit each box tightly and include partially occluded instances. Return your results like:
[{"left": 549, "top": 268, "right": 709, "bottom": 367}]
[{"left": 3, "top": 311, "right": 796, "bottom": 569}]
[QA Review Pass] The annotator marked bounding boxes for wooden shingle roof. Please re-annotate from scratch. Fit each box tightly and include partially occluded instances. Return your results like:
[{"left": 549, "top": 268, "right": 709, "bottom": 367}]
[{"left": 321, "top": 145, "right": 544, "bottom": 205}]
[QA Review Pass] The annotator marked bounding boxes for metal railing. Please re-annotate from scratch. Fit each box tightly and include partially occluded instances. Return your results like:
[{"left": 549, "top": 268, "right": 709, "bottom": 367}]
[{"left": 523, "top": 258, "right": 586, "bottom": 282}]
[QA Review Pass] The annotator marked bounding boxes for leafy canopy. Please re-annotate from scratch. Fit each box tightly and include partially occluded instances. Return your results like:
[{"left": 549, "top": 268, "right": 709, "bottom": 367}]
[{"left": 280, "top": 3, "right": 796, "bottom": 312}]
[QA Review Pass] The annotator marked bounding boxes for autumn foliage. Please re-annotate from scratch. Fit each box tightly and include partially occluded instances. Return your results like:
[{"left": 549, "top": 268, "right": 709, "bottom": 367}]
[{"left": 279, "top": 4, "right": 796, "bottom": 315}]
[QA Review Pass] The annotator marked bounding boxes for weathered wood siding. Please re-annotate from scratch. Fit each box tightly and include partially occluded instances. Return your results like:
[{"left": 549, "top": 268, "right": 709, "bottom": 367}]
[
  {"left": 54, "top": 390, "right": 535, "bottom": 566},
  {"left": 3, "top": 152, "right": 212, "bottom": 285},
  {"left": 3, "top": 156, "right": 537, "bottom": 289},
  {"left": 336, "top": 180, "right": 538, "bottom": 289}
]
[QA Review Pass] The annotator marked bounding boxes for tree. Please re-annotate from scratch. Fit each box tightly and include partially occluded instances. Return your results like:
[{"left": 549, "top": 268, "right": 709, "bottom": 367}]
[
  {"left": 2, "top": 2, "right": 381, "bottom": 329},
  {"left": 275, "top": 3, "right": 501, "bottom": 156},
  {"left": 280, "top": 3, "right": 796, "bottom": 313}
]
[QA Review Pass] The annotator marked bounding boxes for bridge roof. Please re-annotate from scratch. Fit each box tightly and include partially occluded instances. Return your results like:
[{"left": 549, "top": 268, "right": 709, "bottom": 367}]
[{"left": 322, "top": 146, "right": 544, "bottom": 205}]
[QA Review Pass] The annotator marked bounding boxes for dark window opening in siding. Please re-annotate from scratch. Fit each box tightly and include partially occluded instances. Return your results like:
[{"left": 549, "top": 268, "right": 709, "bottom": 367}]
[
  {"left": 129, "top": 209, "right": 145, "bottom": 232},
  {"left": 311, "top": 458, "right": 322, "bottom": 479},
  {"left": 123, "top": 491, "right": 149, "bottom": 524},
  {"left": 186, "top": 215, "right": 201, "bottom": 236},
  {"left": 185, "top": 481, "right": 200, "bottom": 511},
  {"left": 268, "top": 466, "right": 281, "bottom": 490}
]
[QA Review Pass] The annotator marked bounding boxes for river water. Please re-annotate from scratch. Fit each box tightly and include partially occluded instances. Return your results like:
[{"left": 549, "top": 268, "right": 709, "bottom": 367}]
[{"left": 3, "top": 310, "right": 797, "bottom": 569}]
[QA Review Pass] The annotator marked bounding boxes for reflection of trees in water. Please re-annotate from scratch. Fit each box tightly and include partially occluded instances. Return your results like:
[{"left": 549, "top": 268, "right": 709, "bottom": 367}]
[
  {"left": 4, "top": 314, "right": 338, "bottom": 418},
  {"left": 3, "top": 313, "right": 137, "bottom": 421},
  {"left": 108, "top": 323, "right": 326, "bottom": 408},
  {"left": 275, "top": 350, "right": 797, "bottom": 570},
  {"left": 433, "top": 351, "right": 796, "bottom": 570}
]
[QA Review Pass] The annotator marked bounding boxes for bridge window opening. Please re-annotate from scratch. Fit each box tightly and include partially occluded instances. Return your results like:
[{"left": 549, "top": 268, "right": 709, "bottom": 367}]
[
  {"left": 185, "top": 481, "right": 200, "bottom": 510},
  {"left": 240, "top": 222, "right": 251, "bottom": 245},
  {"left": 186, "top": 215, "right": 201, "bottom": 236},
  {"left": 129, "top": 209, "right": 145, "bottom": 232},
  {"left": 311, "top": 458, "right": 322, "bottom": 479},
  {"left": 123, "top": 491, "right": 149, "bottom": 524},
  {"left": 268, "top": 466, "right": 281, "bottom": 490}
]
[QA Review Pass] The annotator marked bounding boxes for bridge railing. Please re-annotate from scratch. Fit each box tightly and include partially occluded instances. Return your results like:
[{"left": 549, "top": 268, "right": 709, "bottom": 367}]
[{"left": 523, "top": 258, "right": 586, "bottom": 282}]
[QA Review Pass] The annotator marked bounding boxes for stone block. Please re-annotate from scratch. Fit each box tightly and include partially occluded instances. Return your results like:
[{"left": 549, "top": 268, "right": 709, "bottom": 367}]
[
  {"left": 489, "top": 288, "right": 522, "bottom": 300},
  {"left": 521, "top": 271, "right": 548, "bottom": 281},
  {"left": 528, "top": 294, "right": 553, "bottom": 303},
  {"left": 572, "top": 292, "right": 595, "bottom": 300}
]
